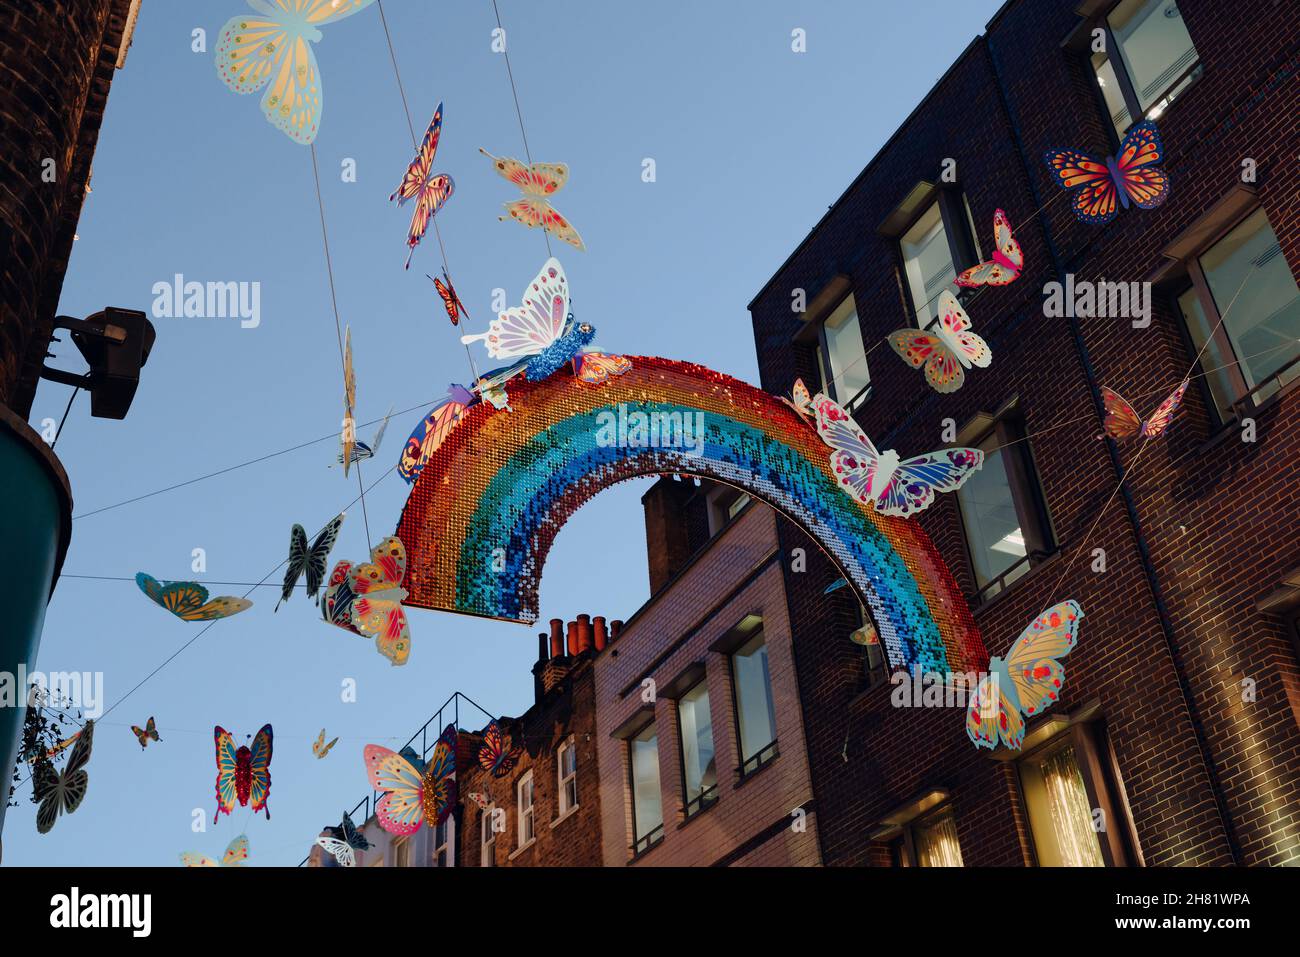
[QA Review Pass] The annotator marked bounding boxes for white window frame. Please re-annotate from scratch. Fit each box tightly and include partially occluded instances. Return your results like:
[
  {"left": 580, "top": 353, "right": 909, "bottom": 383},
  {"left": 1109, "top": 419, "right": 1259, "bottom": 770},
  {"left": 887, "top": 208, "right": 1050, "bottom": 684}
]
[
  {"left": 557, "top": 737, "right": 578, "bottom": 817},
  {"left": 516, "top": 770, "right": 535, "bottom": 847},
  {"left": 392, "top": 836, "right": 411, "bottom": 868},
  {"left": 480, "top": 805, "right": 497, "bottom": 867}
]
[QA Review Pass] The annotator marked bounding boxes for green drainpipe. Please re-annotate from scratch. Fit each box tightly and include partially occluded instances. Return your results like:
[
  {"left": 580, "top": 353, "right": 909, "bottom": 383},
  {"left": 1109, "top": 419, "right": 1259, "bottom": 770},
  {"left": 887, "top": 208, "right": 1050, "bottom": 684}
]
[{"left": 0, "top": 405, "right": 73, "bottom": 854}]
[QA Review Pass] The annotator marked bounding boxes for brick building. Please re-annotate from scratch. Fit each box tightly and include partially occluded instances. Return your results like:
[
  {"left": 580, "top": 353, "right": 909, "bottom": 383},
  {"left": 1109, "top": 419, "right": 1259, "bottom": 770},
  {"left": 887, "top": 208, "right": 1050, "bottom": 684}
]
[
  {"left": 592, "top": 481, "right": 820, "bottom": 866},
  {"left": 747, "top": 0, "right": 1300, "bottom": 866}
]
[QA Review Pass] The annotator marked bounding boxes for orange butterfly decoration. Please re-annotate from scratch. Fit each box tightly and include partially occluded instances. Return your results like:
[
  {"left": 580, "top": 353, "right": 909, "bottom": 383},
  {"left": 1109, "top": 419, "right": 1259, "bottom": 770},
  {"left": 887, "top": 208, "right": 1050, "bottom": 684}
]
[
  {"left": 428, "top": 270, "right": 468, "bottom": 326},
  {"left": 391, "top": 103, "right": 454, "bottom": 269}
]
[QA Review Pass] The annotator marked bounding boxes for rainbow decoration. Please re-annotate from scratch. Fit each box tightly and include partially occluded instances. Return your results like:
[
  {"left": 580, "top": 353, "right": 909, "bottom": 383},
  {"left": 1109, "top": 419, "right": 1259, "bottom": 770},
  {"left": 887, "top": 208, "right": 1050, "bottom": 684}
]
[{"left": 395, "top": 358, "right": 987, "bottom": 674}]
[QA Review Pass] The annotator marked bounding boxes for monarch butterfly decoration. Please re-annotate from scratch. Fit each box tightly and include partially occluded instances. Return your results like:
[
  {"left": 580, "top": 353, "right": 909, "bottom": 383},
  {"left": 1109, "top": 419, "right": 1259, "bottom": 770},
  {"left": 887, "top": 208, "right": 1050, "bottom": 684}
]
[
  {"left": 477, "top": 719, "right": 523, "bottom": 778},
  {"left": 130, "top": 716, "right": 161, "bottom": 749},
  {"left": 213, "top": 724, "right": 273, "bottom": 824},
  {"left": 573, "top": 351, "right": 632, "bottom": 385},
  {"left": 1043, "top": 120, "right": 1170, "bottom": 226},
  {"left": 135, "top": 574, "right": 252, "bottom": 622},
  {"left": 32, "top": 720, "right": 95, "bottom": 834},
  {"left": 429, "top": 270, "right": 468, "bottom": 326}
]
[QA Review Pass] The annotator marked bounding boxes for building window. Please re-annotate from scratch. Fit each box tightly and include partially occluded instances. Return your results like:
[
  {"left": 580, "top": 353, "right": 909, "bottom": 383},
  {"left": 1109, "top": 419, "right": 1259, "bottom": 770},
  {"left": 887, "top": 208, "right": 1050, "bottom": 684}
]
[
  {"left": 899, "top": 194, "right": 979, "bottom": 329},
  {"left": 1090, "top": 0, "right": 1200, "bottom": 137},
  {"left": 480, "top": 806, "right": 497, "bottom": 867},
  {"left": 557, "top": 737, "right": 578, "bottom": 817},
  {"left": 889, "top": 805, "right": 965, "bottom": 867},
  {"left": 816, "top": 295, "right": 871, "bottom": 410},
  {"left": 1175, "top": 208, "right": 1300, "bottom": 422},
  {"left": 731, "top": 630, "right": 778, "bottom": 776},
  {"left": 955, "top": 416, "right": 1054, "bottom": 603},
  {"left": 433, "top": 818, "right": 452, "bottom": 867},
  {"left": 629, "top": 722, "right": 664, "bottom": 855},
  {"left": 392, "top": 836, "right": 411, "bottom": 868},
  {"left": 516, "top": 771, "right": 535, "bottom": 847},
  {"left": 677, "top": 680, "right": 718, "bottom": 818},
  {"left": 1019, "top": 741, "right": 1106, "bottom": 867},
  {"left": 706, "top": 484, "right": 751, "bottom": 536}
]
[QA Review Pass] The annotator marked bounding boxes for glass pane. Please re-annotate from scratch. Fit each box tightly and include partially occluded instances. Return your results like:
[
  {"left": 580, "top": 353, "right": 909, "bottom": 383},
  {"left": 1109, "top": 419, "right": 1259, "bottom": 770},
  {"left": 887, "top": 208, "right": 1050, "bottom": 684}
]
[
  {"left": 914, "top": 810, "right": 964, "bottom": 867},
  {"left": 733, "top": 633, "right": 777, "bottom": 762},
  {"left": 1110, "top": 0, "right": 1199, "bottom": 111},
  {"left": 678, "top": 682, "right": 716, "bottom": 803},
  {"left": 901, "top": 202, "right": 957, "bottom": 328},
  {"left": 1200, "top": 209, "right": 1300, "bottom": 404},
  {"left": 820, "top": 296, "right": 870, "bottom": 405},
  {"left": 1091, "top": 52, "right": 1132, "bottom": 136},
  {"left": 1039, "top": 746, "right": 1105, "bottom": 867},
  {"left": 1178, "top": 286, "right": 1236, "bottom": 419},
  {"left": 630, "top": 724, "right": 662, "bottom": 839},
  {"left": 956, "top": 434, "right": 1029, "bottom": 588}
]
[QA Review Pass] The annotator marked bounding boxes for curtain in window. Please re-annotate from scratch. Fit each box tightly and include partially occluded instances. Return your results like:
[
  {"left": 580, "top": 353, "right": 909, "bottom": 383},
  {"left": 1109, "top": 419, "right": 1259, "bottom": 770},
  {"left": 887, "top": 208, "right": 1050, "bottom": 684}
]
[
  {"left": 1040, "top": 746, "right": 1104, "bottom": 867},
  {"left": 914, "top": 811, "right": 964, "bottom": 867}
]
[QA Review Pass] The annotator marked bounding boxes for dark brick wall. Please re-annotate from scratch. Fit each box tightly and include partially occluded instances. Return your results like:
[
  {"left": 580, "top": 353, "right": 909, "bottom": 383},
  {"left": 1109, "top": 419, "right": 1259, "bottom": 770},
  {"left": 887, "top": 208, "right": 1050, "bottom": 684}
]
[
  {"left": 456, "top": 657, "right": 603, "bottom": 866},
  {"left": 0, "top": 0, "right": 132, "bottom": 417},
  {"left": 750, "top": 0, "right": 1300, "bottom": 866}
]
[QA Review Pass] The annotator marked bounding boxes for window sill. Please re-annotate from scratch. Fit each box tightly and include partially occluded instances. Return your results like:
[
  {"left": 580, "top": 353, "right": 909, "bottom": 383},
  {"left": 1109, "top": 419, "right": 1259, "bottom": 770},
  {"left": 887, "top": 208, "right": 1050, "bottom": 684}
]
[
  {"left": 970, "top": 550, "right": 1060, "bottom": 614},
  {"left": 677, "top": 791, "right": 720, "bottom": 830},
  {"left": 735, "top": 742, "right": 780, "bottom": 788},
  {"left": 628, "top": 832, "right": 664, "bottom": 863},
  {"left": 507, "top": 837, "right": 536, "bottom": 861},
  {"left": 549, "top": 804, "right": 579, "bottom": 830}
]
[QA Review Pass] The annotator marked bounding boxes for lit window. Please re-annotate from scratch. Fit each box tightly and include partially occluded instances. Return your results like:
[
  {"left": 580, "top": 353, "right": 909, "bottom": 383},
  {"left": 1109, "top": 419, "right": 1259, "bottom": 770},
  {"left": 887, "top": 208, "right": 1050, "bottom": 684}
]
[
  {"left": 913, "top": 808, "right": 965, "bottom": 867},
  {"left": 731, "top": 631, "right": 778, "bottom": 775},
  {"left": 816, "top": 295, "right": 871, "bottom": 409},
  {"left": 955, "top": 419, "right": 1054, "bottom": 602},
  {"left": 1091, "top": 0, "right": 1200, "bottom": 136},
  {"left": 480, "top": 806, "right": 497, "bottom": 867},
  {"left": 677, "top": 681, "right": 717, "bottom": 818},
  {"left": 901, "top": 201, "right": 960, "bottom": 329},
  {"left": 557, "top": 737, "right": 578, "bottom": 816},
  {"left": 392, "top": 836, "right": 412, "bottom": 868},
  {"left": 516, "top": 771, "right": 534, "bottom": 847},
  {"left": 1019, "top": 743, "right": 1105, "bottom": 867},
  {"left": 629, "top": 722, "right": 663, "bottom": 855},
  {"left": 1177, "top": 208, "right": 1300, "bottom": 421}
]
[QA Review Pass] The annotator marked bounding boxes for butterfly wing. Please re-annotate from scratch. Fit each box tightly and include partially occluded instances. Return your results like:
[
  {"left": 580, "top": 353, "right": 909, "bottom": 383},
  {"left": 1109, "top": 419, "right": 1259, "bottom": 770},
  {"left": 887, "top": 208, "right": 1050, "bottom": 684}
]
[
  {"left": 575, "top": 351, "right": 632, "bottom": 384},
  {"left": 936, "top": 291, "right": 992, "bottom": 368},
  {"left": 879, "top": 448, "right": 985, "bottom": 518},
  {"left": 179, "top": 852, "right": 220, "bottom": 867},
  {"left": 1113, "top": 120, "right": 1170, "bottom": 210},
  {"left": 279, "top": 523, "right": 309, "bottom": 607},
  {"left": 484, "top": 152, "right": 569, "bottom": 196},
  {"left": 1043, "top": 148, "right": 1121, "bottom": 225},
  {"left": 432, "top": 276, "right": 462, "bottom": 325},
  {"left": 403, "top": 174, "right": 455, "bottom": 268},
  {"left": 222, "top": 834, "right": 250, "bottom": 866},
  {"left": 1141, "top": 379, "right": 1188, "bottom": 438},
  {"left": 501, "top": 197, "right": 586, "bottom": 251},
  {"left": 136, "top": 574, "right": 207, "bottom": 619},
  {"left": 131, "top": 725, "right": 148, "bottom": 748},
  {"left": 301, "top": 0, "right": 377, "bottom": 27},
  {"left": 341, "top": 811, "right": 371, "bottom": 850},
  {"left": 316, "top": 836, "right": 356, "bottom": 867},
  {"left": 1099, "top": 387, "right": 1143, "bottom": 440},
  {"left": 1004, "top": 601, "right": 1084, "bottom": 720},
  {"left": 343, "top": 326, "right": 356, "bottom": 412},
  {"left": 260, "top": 30, "right": 321, "bottom": 144},
  {"left": 215, "top": 14, "right": 289, "bottom": 95},
  {"left": 320, "top": 559, "right": 359, "bottom": 632},
  {"left": 247, "top": 724, "right": 274, "bottom": 819},
  {"left": 461, "top": 259, "right": 570, "bottom": 359},
  {"left": 812, "top": 392, "right": 883, "bottom": 505},
  {"left": 399, "top": 394, "right": 471, "bottom": 483},
  {"left": 183, "top": 595, "right": 253, "bottom": 621},
  {"left": 312, "top": 729, "right": 325, "bottom": 757},
  {"left": 304, "top": 513, "right": 345, "bottom": 598},
  {"left": 423, "top": 725, "right": 459, "bottom": 826},
  {"left": 887, "top": 329, "right": 965, "bottom": 394},
  {"left": 213, "top": 726, "right": 239, "bottom": 823},
  {"left": 955, "top": 209, "right": 1023, "bottom": 287},
  {"left": 363, "top": 745, "right": 425, "bottom": 835},
  {"left": 391, "top": 104, "right": 443, "bottom": 203}
]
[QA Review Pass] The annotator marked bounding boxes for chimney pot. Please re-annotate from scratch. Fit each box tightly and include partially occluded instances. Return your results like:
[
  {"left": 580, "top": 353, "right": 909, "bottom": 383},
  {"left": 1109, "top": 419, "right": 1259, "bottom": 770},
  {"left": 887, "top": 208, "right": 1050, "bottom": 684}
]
[
  {"left": 610, "top": 619, "right": 624, "bottom": 639},
  {"left": 593, "top": 616, "right": 608, "bottom": 651},
  {"left": 577, "top": 614, "right": 592, "bottom": 653},
  {"left": 567, "top": 620, "right": 578, "bottom": 656},
  {"left": 549, "top": 618, "right": 564, "bottom": 658},
  {"left": 537, "top": 632, "right": 549, "bottom": 663}
]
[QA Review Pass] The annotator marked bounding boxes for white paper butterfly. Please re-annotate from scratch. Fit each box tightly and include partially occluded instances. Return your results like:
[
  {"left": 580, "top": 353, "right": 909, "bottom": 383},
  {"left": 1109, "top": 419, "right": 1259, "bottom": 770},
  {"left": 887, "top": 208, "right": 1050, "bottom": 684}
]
[
  {"left": 460, "top": 258, "right": 573, "bottom": 361},
  {"left": 180, "top": 834, "right": 249, "bottom": 867},
  {"left": 888, "top": 290, "right": 992, "bottom": 394},
  {"left": 812, "top": 392, "right": 983, "bottom": 517}
]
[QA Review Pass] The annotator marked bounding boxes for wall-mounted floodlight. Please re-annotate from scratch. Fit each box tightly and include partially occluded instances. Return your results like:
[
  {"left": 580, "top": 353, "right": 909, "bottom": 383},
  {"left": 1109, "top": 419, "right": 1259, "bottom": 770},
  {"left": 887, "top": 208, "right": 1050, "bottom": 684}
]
[{"left": 40, "top": 308, "right": 155, "bottom": 420}]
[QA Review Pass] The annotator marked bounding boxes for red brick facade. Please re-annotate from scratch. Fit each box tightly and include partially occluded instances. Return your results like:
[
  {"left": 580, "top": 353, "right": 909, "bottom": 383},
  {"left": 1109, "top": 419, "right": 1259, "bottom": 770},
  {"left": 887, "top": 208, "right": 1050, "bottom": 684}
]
[{"left": 747, "top": 0, "right": 1300, "bottom": 866}]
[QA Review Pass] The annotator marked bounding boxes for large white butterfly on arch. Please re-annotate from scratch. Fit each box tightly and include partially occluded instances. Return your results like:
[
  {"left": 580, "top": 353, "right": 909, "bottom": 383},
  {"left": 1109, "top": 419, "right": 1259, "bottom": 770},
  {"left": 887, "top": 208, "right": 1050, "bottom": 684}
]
[
  {"left": 812, "top": 393, "right": 983, "bottom": 518},
  {"left": 215, "top": 0, "right": 377, "bottom": 145},
  {"left": 888, "top": 290, "right": 992, "bottom": 394}
]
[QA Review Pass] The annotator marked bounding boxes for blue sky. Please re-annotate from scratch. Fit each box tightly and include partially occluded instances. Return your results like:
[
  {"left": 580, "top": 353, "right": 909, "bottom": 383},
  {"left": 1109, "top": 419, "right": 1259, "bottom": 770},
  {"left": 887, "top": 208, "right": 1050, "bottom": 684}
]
[{"left": 10, "top": 0, "right": 1001, "bottom": 865}]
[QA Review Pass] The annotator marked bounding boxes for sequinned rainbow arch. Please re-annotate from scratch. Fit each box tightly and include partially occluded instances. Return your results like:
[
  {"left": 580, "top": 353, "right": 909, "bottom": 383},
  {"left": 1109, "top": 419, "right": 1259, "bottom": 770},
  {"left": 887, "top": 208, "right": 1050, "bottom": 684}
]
[{"left": 395, "top": 358, "right": 986, "bottom": 674}]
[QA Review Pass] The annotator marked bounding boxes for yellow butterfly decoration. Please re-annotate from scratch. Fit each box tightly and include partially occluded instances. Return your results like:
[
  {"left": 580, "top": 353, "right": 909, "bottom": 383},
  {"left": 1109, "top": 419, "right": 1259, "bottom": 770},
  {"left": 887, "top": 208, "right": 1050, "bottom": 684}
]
[
  {"left": 135, "top": 574, "right": 252, "bottom": 621},
  {"left": 180, "top": 834, "right": 250, "bottom": 868},
  {"left": 312, "top": 729, "right": 339, "bottom": 759},
  {"left": 481, "top": 149, "right": 586, "bottom": 251},
  {"left": 779, "top": 378, "right": 814, "bottom": 424}
]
